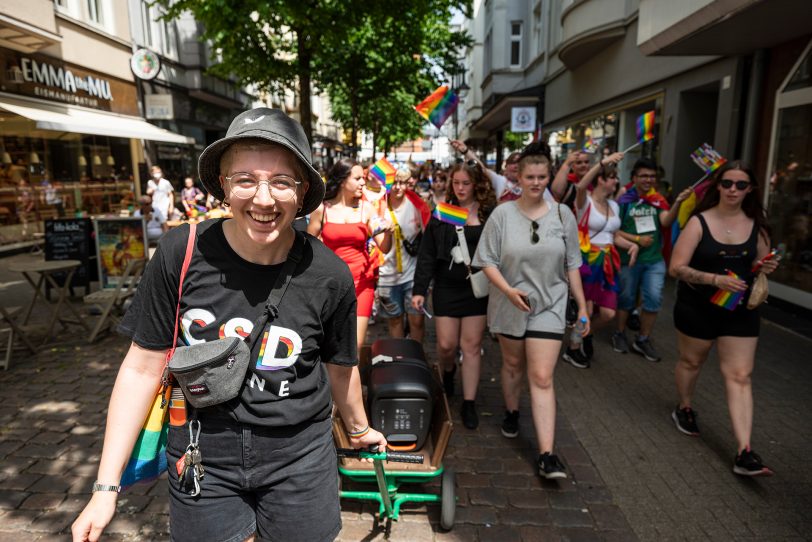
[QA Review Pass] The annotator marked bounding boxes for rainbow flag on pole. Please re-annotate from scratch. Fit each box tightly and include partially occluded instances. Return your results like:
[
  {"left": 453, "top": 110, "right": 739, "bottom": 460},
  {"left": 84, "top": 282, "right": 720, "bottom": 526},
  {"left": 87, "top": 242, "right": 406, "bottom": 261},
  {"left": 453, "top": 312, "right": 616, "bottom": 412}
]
[
  {"left": 369, "top": 157, "right": 396, "bottom": 191},
  {"left": 636, "top": 111, "right": 655, "bottom": 143},
  {"left": 434, "top": 202, "right": 469, "bottom": 226},
  {"left": 582, "top": 137, "right": 597, "bottom": 154},
  {"left": 709, "top": 270, "right": 745, "bottom": 310},
  {"left": 690, "top": 143, "right": 727, "bottom": 176},
  {"left": 414, "top": 85, "right": 459, "bottom": 129}
]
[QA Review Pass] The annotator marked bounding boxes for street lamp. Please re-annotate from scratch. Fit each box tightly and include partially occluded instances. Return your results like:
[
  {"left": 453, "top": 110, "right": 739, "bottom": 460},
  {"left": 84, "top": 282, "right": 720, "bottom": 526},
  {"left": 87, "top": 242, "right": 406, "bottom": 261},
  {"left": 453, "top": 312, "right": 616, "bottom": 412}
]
[{"left": 452, "top": 64, "right": 470, "bottom": 140}]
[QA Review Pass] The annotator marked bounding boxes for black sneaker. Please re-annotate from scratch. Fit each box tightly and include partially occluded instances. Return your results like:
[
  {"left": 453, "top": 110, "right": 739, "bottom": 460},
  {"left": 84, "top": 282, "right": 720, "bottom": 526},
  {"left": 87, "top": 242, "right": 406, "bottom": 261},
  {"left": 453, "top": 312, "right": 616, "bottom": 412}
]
[
  {"left": 583, "top": 335, "right": 594, "bottom": 361},
  {"left": 501, "top": 410, "right": 519, "bottom": 438},
  {"left": 611, "top": 331, "right": 629, "bottom": 353},
  {"left": 538, "top": 453, "right": 567, "bottom": 479},
  {"left": 628, "top": 310, "right": 641, "bottom": 331},
  {"left": 562, "top": 348, "right": 590, "bottom": 369},
  {"left": 733, "top": 448, "right": 773, "bottom": 477},
  {"left": 632, "top": 336, "right": 661, "bottom": 362},
  {"left": 672, "top": 406, "right": 700, "bottom": 436},
  {"left": 461, "top": 400, "right": 478, "bottom": 430},
  {"left": 442, "top": 365, "right": 456, "bottom": 397}
]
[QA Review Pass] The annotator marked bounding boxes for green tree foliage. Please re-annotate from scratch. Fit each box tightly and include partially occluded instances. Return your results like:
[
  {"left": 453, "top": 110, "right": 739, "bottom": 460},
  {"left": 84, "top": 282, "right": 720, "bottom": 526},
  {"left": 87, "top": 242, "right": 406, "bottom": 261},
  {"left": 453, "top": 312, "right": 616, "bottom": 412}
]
[
  {"left": 157, "top": 0, "right": 470, "bottom": 153},
  {"left": 503, "top": 131, "right": 533, "bottom": 151}
]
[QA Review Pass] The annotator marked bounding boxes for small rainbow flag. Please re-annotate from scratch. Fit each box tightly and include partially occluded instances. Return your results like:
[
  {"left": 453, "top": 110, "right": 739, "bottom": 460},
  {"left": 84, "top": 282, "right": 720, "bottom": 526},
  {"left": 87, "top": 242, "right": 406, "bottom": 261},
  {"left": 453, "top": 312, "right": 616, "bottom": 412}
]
[
  {"left": 690, "top": 143, "right": 727, "bottom": 175},
  {"left": 636, "top": 111, "right": 655, "bottom": 143},
  {"left": 582, "top": 137, "right": 596, "bottom": 154},
  {"left": 709, "top": 270, "right": 745, "bottom": 311},
  {"left": 414, "top": 85, "right": 459, "bottom": 129},
  {"left": 369, "top": 157, "right": 396, "bottom": 191},
  {"left": 434, "top": 202, "right": 469, "bottom": 226}
]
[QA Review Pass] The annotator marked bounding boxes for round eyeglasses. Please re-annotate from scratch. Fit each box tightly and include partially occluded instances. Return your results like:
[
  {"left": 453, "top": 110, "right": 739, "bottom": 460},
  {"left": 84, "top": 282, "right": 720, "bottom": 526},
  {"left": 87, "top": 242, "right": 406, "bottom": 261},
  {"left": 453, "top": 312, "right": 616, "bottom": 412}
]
[{"left": 224, "top": 173, "right": 301, "bottom": 201}]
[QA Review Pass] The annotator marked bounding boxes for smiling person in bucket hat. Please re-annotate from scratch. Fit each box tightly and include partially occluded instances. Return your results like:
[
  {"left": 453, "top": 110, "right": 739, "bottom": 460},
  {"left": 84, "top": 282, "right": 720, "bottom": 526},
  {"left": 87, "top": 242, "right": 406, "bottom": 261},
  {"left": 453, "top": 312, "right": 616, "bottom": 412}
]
[{"left": 71, "top": 108, "right": 386, "bottom": 542}]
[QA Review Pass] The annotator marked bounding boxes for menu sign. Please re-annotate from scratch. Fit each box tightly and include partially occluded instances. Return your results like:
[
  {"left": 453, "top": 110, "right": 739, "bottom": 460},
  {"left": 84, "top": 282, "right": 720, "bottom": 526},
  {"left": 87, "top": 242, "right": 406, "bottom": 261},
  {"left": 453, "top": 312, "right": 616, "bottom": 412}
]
[
  {"left": 44, "top": 218, "right": 97, "bottom": 288},
  {"left": 0, "top": 46, "right": 139, "bottom": 115}
]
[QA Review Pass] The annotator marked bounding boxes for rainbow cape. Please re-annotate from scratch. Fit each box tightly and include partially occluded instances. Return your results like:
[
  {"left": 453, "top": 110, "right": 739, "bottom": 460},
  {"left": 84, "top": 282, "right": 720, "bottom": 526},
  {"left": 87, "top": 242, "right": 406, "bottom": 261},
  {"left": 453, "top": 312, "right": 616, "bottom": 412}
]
[
  {"left": 369, "top": 158, "right": 396, "bottom": 191},
  {"left": 617, "top": 186, "right": 670, "bottom": 210},
  {"left": 636, "top": 111, "right": 655, "bottom": 143},
  {"left": 434, "top": 202, "right": 468, "bottom": 226},
  {"left": 710, "top": 270, "right": 745, "bottom": 310},
  {"left": 414, "top": 85, "right": 459, "bottom": 129},
  {"left": 577, "top": 205, "right": 620, "bottom": 289},
  {"left": 690, "top": 143, "right": 727, "bottom": 176}
]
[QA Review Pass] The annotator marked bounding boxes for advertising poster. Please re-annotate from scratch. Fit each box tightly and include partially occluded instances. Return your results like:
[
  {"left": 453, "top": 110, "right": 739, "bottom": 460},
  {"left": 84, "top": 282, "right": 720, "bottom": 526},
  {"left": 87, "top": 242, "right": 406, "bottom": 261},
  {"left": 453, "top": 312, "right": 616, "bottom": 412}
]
[{"left": 93, "top": 216, "right": 147, "bottom": 289}]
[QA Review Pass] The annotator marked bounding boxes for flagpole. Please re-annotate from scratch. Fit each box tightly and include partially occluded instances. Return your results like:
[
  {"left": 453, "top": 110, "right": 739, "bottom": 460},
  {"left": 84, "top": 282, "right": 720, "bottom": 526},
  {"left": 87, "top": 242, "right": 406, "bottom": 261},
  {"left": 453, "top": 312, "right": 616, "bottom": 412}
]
[
  {"left": 621, "top": 141, "right": 642, "bottom": 154},
  {"left": 689, "top": 171, "right": 712, "bottom": 189}
]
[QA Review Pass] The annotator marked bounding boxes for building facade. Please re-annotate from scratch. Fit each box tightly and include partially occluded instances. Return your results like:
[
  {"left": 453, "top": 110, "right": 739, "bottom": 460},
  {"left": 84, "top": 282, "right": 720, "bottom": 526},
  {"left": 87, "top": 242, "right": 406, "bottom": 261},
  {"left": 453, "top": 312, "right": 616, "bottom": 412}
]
[
  {"left": 0, "top": 0, "right": 190, "bottom": 239},
  {"left": 459, "top": 0, "right": 812, "bottom": 307}
]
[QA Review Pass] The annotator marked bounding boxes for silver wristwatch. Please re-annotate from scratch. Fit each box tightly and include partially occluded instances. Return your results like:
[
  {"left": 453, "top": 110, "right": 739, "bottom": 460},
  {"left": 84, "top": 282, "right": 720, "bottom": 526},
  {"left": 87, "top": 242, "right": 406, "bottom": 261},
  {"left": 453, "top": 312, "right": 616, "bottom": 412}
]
[{"left": 92, "top": 482, "right": 121, "bottom": 493}]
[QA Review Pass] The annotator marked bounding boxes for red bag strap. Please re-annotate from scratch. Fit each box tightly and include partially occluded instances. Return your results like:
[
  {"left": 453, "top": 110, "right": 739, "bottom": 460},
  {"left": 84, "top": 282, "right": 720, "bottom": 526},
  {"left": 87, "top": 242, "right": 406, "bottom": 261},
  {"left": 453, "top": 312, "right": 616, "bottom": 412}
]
[{"left": 159, "top": 223, "right": 197, "bottom": 400}]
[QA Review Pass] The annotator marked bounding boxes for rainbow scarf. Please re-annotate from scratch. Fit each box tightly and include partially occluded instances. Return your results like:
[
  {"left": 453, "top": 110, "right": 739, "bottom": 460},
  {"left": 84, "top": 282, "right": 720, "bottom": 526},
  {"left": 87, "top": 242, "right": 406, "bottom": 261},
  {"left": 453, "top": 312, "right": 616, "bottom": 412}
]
[
  {"left": 636, "top": 111, "right": 655, "bottom": 142},
  {"left": 710, "top": 270, "right": 745, "bottom": 310},
  {"left": 414, "top": 85, "right": 459, "bottom": 129},
  {"left": 434, "top": 202, "right": 468, "bottom": 226},
  {"left": 617, "top": 186, "right": 670, "bottom": 210},
  {"left": 577, "top": 204, "right": 620, "bottom": 288},
  {"left": 370, "top": 158, "right": 396, "bottom": 191}
]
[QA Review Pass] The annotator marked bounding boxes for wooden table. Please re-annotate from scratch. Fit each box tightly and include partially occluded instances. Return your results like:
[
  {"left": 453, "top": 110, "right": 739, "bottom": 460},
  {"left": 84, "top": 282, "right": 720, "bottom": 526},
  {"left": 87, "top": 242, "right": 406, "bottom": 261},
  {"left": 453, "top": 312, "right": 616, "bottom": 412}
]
[{"left": 8, "top": 259, "right": 90, "bottom": 343}]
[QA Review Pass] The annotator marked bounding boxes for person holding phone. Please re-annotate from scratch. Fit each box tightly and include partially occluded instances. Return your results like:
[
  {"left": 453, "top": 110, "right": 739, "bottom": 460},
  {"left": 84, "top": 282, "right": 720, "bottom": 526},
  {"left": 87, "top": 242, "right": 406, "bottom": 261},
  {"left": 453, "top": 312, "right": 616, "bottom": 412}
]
[
  {"left": 309, "top": 159, "right": 393, "bottom": 350},
  {"left": 669, "top": 161, "right": 779, "bottom": 477},
  {"left": 473, "top": 148, "right": 589, "bottom": 480}
]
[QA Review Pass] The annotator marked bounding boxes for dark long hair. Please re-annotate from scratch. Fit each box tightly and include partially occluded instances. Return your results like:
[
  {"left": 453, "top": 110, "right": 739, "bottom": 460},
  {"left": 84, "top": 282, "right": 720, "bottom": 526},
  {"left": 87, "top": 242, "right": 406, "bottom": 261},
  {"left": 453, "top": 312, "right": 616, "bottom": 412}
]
[
  {"left": 447, "top": 161, "right": 496, "bottom": 222},
  {"left": 324, "top": 158, "right": 358, "bottom": 201},
  {"left": 693, "top": 160, "right": 770, "bottom": 241}
]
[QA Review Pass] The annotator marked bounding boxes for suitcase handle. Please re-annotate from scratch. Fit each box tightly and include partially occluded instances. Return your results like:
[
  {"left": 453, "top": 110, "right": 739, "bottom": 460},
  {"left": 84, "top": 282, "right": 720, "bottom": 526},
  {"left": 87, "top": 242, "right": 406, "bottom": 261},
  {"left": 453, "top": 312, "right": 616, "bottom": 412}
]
[{"left": 336, "top": 448, "right": 424, "bottom": 464}]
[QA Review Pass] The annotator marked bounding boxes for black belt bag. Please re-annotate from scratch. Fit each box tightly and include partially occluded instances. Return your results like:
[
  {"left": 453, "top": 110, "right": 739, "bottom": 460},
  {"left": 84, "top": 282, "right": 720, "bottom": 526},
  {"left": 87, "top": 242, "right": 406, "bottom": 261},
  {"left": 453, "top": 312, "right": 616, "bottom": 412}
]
[{"left": 168, "top": 232, "right": 306, "bottom": 409}]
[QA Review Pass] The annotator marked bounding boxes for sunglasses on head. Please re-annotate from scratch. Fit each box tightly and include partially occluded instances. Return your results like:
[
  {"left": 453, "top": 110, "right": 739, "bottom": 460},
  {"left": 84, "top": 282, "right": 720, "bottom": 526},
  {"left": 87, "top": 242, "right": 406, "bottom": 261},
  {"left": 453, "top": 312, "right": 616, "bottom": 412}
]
[
  {"left": 719, "top": 179, "right": 750, "bottom": 190},
  {"left": 530, "top": 221, "right": 540, "bottom": 244}
]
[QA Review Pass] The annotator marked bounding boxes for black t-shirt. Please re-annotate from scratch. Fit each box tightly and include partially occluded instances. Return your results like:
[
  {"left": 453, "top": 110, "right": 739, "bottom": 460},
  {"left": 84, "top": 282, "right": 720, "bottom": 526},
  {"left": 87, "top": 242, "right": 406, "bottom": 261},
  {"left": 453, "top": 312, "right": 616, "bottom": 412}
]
[{"left": 119, "top": 219, "right": 357, "bottom": 427}]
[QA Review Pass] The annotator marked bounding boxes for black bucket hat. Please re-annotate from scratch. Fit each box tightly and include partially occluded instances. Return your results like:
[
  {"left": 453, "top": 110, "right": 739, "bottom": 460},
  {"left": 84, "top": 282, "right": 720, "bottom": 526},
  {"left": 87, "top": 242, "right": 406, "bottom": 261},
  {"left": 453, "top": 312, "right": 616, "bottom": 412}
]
[{"left": 197, "top": 108, "right": 324, "bottom": 217}]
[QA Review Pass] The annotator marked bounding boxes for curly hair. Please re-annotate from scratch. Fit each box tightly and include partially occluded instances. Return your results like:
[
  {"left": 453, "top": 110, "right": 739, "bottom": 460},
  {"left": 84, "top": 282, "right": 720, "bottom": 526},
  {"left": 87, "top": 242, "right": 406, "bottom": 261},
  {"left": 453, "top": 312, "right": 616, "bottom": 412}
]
[
  {"left": 447, "top": 161, "right": 496, "bottom": 222},
  {"left": 693, "top": 160, "right": 771, "bottom": 242},
  {"left": 324, "top": 158, "right": 359, "bottom": 201}
]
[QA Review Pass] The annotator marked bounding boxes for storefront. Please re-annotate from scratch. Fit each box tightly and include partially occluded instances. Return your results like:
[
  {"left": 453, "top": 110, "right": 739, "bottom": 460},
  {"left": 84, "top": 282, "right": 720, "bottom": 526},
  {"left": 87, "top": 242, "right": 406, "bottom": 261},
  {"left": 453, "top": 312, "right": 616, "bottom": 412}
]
[
  {"left": 0, "top": 46, "right": 191, "bottom": 241},
  {"left": 764, "top": 39, "right": 812, "bottom": 308},
  {"left": 547, "top": 95, "right": 664, "bottom": 188}
]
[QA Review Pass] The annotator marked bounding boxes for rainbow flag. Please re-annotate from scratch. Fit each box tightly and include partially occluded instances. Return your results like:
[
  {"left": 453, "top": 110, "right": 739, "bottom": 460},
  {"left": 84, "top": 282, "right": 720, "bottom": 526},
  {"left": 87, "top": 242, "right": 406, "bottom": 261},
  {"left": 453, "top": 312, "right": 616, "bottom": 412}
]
[
  {"left": 369, "top": 158, "right": 396, "bottom": 191},
  {"left": 119, "top": 387, "right": 170, "bottom": 488},
  {"left": 414, "top": 85, "right": 459, "bottom": 129},
  {"left": 710, "top": 270, "right": 745, "bottom": 310},
  {"left": 582, "top": 137, "right": 597, "bottom": 154},
  {"left": 670, "top": 178, "right": 712, "bottom": 245},
  {"left": 690, "top": 143, "right": 727, "bottom": 175},
  {"left": 434, "top": 202, "right": 469, "bottom": 226},
  {"left": 636, "top": 111, "right": 655, "bottom": 143}
]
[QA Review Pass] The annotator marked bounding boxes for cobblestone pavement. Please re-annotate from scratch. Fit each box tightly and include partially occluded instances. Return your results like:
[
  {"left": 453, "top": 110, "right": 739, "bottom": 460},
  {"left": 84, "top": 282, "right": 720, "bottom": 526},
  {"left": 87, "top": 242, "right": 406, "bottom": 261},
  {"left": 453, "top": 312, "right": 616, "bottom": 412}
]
[{"left": 0, "top": 253, "right": 808, "bottom": 540}]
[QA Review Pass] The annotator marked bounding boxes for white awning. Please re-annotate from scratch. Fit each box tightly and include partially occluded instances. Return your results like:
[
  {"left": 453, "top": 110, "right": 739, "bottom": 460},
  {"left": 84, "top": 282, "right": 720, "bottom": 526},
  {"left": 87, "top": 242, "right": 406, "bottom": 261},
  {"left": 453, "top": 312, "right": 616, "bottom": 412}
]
[{"left": 0, "top": 94, "right": 194, "bottom": 144}]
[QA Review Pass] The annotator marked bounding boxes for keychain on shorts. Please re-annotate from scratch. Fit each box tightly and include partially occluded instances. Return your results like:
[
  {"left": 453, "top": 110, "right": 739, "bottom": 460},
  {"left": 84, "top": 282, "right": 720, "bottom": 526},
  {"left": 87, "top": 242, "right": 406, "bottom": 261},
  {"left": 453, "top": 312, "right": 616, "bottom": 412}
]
[{"left": 177, "top": 419, "right": 204, "bottom": 497}]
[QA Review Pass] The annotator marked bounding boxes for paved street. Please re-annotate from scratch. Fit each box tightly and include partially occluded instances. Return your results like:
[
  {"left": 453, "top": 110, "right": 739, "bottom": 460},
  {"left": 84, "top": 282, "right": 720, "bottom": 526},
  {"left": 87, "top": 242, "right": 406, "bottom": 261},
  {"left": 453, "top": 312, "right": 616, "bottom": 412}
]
[{"left": 0, "top": 252, "right": 809, "bottom": 541}]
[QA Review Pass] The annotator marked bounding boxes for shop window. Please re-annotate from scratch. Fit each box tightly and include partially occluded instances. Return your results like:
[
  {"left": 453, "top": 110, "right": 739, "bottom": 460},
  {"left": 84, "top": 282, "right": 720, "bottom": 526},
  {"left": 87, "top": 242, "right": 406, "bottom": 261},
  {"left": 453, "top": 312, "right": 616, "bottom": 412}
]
[
  {"left": 766, "top": 40, "right": 812, "bottom": 299},
  {"left": 510, "top": 22, "right": 522, "bottom": 67}
]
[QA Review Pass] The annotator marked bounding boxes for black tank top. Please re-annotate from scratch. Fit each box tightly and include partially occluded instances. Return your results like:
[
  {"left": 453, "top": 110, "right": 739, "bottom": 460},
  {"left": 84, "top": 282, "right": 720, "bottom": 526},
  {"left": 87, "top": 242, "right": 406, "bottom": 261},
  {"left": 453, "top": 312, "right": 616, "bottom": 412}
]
[{"left": 677, "top": 214, "right": 758, "bottom": 304}]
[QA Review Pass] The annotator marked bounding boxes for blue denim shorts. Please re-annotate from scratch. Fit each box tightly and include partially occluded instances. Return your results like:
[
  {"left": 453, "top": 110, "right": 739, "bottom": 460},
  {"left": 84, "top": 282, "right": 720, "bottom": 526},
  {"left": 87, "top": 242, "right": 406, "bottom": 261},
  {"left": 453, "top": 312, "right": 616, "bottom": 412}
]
[
  {"left": 166, "top": 415, "right": 340, "bottom": 542},
  {"left": 618, "top": 260, "right": 666, "bottom": 313},
  {"left": 377, "top": 281, "right": 419, "bottom": 319}
]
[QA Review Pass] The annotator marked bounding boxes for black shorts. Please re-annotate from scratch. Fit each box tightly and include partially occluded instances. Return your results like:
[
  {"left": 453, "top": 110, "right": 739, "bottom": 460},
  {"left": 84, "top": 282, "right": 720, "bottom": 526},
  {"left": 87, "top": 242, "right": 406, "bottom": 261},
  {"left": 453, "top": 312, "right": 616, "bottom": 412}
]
[
  {"left": 673, "top": 297, "right": 760, "bottom": 340},
  {"left": 166, "top": 415, "right": 340, "bottom": 542},
  {"left": 499, "top": 330, "right": 564, "bottom": 341}
]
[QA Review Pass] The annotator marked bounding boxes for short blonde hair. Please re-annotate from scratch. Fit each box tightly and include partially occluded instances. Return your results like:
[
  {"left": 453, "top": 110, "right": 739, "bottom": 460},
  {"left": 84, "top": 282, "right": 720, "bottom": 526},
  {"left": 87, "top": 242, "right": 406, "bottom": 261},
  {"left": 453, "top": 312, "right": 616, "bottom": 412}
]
[{"left": 395, "top": 167, "right": 411, "bottom": 183}]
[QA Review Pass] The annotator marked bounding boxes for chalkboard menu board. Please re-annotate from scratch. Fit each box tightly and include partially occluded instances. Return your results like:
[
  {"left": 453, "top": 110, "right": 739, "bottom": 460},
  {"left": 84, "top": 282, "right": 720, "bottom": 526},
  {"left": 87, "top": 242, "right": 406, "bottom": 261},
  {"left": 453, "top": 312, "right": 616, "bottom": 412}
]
[{"left": 44, "top": 218, "right": 97, "bottom": 289}]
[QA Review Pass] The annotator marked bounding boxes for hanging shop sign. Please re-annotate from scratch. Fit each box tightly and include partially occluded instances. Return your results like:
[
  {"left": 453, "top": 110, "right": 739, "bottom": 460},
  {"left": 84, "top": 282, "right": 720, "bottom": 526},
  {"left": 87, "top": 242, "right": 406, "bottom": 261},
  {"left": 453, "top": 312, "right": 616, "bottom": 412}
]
[
  {"left": 511, "top": 106, "right": 536, "bottom": 133},
  {"left": 0, "top": 47, "right": 138, "bottom": 115},
  {"left": 130, "top": 48, "right": 161, "bottom": 81},
  {"left": 145, "top": 93, "right": 173, "bottom": 119}
]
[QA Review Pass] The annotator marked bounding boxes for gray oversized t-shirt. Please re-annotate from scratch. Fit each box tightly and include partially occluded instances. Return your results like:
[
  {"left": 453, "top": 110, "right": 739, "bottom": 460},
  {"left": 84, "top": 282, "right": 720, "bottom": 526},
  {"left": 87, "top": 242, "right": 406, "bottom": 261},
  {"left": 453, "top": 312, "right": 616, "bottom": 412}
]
[{"left": 472, "top": 201, "right": 582, "bottom": 336}]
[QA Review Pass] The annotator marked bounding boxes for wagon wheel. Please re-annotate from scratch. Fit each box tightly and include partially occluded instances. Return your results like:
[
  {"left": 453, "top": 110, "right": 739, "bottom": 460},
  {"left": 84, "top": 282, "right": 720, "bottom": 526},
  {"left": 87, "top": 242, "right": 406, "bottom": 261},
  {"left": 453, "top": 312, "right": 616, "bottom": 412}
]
[{"left": 440, "top": 468, "right": 456, "bottom": 531}]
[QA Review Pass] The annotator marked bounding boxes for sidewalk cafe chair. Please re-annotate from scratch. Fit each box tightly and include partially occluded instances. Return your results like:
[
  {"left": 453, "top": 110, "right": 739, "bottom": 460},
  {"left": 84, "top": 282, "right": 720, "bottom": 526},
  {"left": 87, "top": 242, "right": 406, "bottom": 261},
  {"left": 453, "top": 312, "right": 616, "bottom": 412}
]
[
  {"left": 82, "top": 258, "right": 146, "bottom": 343},
  {"left": 0, "top": 281, "right": 37, "bottom": 370}
]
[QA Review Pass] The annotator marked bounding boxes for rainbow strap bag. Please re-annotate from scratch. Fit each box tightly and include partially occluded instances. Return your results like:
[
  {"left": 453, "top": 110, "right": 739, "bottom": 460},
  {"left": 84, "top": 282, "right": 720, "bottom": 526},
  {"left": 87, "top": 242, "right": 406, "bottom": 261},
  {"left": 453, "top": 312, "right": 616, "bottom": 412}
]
[{"left": 120, "top": 223, "right": 197, "bottom": 488}]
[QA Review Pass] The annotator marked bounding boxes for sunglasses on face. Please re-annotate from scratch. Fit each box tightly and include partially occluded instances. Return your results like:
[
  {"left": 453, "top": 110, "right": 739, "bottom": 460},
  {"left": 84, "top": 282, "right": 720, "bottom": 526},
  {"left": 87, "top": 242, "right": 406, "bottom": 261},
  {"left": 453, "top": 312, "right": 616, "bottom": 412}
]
[
  {"left": 719, "top": 179, "right": 750, "bottom": 190},
  {"left": 530, "top": 221, "right": 540, "bottom": 244}
]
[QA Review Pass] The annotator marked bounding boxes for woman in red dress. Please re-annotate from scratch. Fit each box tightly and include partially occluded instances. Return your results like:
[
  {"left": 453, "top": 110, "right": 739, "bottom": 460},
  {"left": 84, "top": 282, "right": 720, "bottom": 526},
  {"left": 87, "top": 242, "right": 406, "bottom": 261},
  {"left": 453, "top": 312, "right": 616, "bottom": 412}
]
[{"left": 309, "top": 159, "right": 392, "bottom": 349}]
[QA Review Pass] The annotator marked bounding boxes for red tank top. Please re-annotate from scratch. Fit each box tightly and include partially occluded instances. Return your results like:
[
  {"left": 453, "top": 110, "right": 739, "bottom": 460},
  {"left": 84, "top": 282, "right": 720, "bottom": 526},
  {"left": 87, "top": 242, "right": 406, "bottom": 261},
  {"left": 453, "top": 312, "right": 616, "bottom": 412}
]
[{"left": 321, "top": 207, "right": 376, "bottom": 283}]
